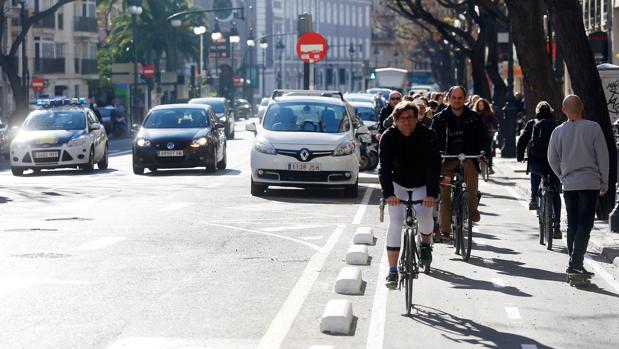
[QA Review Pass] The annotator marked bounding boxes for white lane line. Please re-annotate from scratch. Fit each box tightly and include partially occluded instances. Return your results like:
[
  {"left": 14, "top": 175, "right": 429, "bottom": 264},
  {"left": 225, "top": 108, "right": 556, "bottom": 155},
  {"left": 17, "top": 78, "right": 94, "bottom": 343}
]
[
  {"left": 584, "top": 254, "right": 619, "bottom": 293},
  {"left": 299, "top": 236, "right": 324, "bottom": 241},
  {"left": 505, "top": 306, "right": 522, "bottom": 320},
  {"left": 262, "top": 224, "right": 330, "bottom": 232},
  {"left": 256, "top": 224, "right": 347, "bottom": 349},
  {"left": 202, "top": 222, "right": 323, "bottom": 252},
  {"left": 109, "top": 150, "right": 132, "bottom": 156},
  {"left": 366, "top": 246, "right": 389, "bottom": 349},
  {"left": 353, "top": 184, "right": 376, "bottom": 224},
  {"left": 159, "top": 202, "right": 192, "bottom": 212},
  {"left": 75, "top": 236, "right": 126, "bottom": 251},
  {"left": 521, "top": 345, "right": 538, "bottom": 349},
  {"left": 491, "top": 278, "right": 506, "bottom": 288}
]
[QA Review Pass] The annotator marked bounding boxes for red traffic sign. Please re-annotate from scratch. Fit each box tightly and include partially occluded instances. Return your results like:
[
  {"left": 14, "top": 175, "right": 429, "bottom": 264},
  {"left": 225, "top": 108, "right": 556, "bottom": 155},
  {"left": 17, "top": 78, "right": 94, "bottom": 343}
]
[
  {"left": 142, "top": 65, "right": 155, "bottom": 79},
  {"left": 32, "top": 77, "right": 45, "bottom": 91},
  {"left": 233, "top": 75, "right": 242, "bottom": 86},
  {"left": 296, "top": 32, "right": 328, "bottom": 64}
]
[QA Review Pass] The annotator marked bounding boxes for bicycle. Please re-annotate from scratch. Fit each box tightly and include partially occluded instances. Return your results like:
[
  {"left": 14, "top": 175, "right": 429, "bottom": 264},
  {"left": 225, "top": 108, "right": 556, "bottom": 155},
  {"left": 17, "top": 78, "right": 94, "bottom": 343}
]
[
  {"left": 379, "top": 193, "right": 425, "bottom": 316},
  {"left": 441, "top": 153, "right": 484, "bottom": 261},
  {"left": 479, "top": 151, "right": 490, "bottom": 182},
  {"left": 537, "top": 174, "right": 557, "bottom": 250}
]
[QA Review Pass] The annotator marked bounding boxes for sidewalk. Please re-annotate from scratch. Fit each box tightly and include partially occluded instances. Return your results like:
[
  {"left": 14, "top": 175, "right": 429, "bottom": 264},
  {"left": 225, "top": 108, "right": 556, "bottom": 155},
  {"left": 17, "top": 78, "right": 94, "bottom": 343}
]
[{"left": 493, "top": 156, "right": 619, "bottom": 266}]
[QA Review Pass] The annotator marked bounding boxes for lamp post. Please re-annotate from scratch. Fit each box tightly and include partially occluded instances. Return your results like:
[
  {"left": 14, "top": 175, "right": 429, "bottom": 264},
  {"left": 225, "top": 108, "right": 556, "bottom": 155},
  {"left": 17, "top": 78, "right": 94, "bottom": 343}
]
[
  {"left": 211, "top": 20, "right": 222, "bottom": 83},
  {"left": 276, "top": 38, "right": 285, "bottom": 89},
  {"left": 260, "top": 36, "right": 268, "bottom": 97},
  {"left": 128, "top": 3, "right": 143, "bottom": 126},
  {"left": 170, "top": 19, "right": 182, "bottom": 101},
  {"left": 229, "top": 22, "right": 240, "bottom": 118},
  {"left": 373, "top": 47, "right": 379, "bottom": 68},
  {"left": 246, "top": 29, "right": 255, "bottom": 108},
  {"left": 193, "top": 25, "right": 206, "bottom": 98},
  {"left": 501, "top": 28, "right": 517, "bottom": 158},
  {"left": 348, "top": 43, "right": 355, "bottom": 92}
]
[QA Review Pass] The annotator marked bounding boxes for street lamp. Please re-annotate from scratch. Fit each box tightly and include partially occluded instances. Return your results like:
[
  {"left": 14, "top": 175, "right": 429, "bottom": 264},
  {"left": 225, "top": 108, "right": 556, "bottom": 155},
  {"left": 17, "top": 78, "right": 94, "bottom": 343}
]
[
  {"left": 193, "top": 25, "right": 206, "bottom": 97},
  {"left": 246, "top": 29, "right": 255, "bottom": 107},
  {"left": 229, "top": 23, "right": 240, "bottom": 118},
  {"left": 171, "top": 19, "right": 182, "bottom": 102},
  {"left": 276, "top": 38, "right": 285, "bottom": 89},
  {"left": 212, "top": 20, "right": 222, "bottom": 79},
  {"left": 128, "top": 3, "right": 143, "bottom": 126},
  {"left": 260, "top": 36, "right": 268, "bottom": 97},
  {"left": 348, "top": 43, "right": 355, "bottom": 92}
]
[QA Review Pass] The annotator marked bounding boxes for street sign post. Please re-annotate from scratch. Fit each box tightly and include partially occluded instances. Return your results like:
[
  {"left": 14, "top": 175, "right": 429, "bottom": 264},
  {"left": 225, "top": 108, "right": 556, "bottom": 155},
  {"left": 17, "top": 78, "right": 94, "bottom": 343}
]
[
  {"left": 31, "top": 77, "right": 44, "bottom": 91},
  {"left": 143, "top": 65, "right": 155, "bottom": 79},
  {"left": 296, "top": 32, "right": 328, "bottom": 64}
]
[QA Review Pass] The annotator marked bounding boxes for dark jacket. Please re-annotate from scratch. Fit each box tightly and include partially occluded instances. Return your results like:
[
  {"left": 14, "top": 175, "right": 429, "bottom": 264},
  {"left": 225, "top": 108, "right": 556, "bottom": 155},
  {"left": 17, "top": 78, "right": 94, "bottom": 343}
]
[
  {"left": 378, "top": 104, "right": 394, "bottom": 134},
  {"left": 378, "top": 124, "right": 442, "bottom": 199},
  {"left": 516, "top": 117, "right": 560, "bottom": 173},
  {"left": 431, "top": 106, "right": 490, "bottom": 156}
]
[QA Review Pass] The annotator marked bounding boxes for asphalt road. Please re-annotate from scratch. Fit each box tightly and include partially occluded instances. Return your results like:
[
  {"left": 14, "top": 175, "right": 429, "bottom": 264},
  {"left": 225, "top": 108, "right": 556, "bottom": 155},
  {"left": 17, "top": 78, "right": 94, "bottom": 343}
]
[{"left": 0, "top": 118, "right": 618, "bottom": 349}]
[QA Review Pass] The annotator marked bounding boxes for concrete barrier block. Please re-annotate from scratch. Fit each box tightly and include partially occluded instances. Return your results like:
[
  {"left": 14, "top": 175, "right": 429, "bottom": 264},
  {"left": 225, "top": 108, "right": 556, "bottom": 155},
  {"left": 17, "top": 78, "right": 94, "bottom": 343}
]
[
  {"left": 353, "top": 227, "right": 374, "bottom": 245},
  {"left": 335, "top": 267, "right": 363, "bottom": 294},
  {"left": 345, "top": 245, "right": 369, "bottom": 265},
  {"left": 320, "top": 299, "right": 353, "bottom": 335}
]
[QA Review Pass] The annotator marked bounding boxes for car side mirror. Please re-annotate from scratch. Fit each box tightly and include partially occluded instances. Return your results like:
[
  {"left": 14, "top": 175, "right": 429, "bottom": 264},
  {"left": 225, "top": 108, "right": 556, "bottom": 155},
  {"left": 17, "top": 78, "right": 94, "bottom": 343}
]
[
  {"left": 215, "top": 123, "right": 226, "bottom": 129},
  {"left": 245, "top": 122, "right": 257, "bottom": 134},
  {"left": 89, "top": 123, "right": 101, "bottom": 131}
]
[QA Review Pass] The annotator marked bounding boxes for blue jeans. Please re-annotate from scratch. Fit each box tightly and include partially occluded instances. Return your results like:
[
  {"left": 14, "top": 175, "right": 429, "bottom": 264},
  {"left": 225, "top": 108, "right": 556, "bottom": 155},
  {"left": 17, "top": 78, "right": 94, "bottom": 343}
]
[
  {"left": 530, "top": 162, "right": 561, "bottom": 229},
  {"left": 563, "top": 190, "right": 598, "bottom": 269}
]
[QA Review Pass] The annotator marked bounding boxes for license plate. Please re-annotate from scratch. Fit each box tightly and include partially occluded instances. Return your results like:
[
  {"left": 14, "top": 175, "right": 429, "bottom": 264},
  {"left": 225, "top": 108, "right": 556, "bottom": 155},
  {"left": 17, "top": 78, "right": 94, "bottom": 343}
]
[
  {"left": 34, "top": 151, "right": 59, "bottom": 159},
  {"left": 158, "top": 150, "right": 184, "bottom": 157},
  {"left": 288, "top": 163, "right": 321, "bottom": 171}
]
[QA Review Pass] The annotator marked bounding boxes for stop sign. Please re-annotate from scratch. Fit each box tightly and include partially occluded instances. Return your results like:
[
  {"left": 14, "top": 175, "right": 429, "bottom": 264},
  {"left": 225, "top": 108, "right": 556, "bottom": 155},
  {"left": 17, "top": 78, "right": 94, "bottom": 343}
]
[
  {"left": 32, "top": 77, "right": 45, "bottom": 91},
  {"left": 296, "top": 32, "right": 328, "bottom": 64},
  {"left": 143, "top": 65, "right": 155, "bottom": 79}
]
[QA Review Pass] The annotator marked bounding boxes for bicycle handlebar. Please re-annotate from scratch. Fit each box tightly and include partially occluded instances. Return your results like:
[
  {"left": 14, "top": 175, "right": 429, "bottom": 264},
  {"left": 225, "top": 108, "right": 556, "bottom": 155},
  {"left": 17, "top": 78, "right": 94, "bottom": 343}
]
[
  {"left": 441, "top": 152, "right": 485, "bottom": 161},
  {"left": 379, "top": 198, "right": 425, "bottom": 223}
]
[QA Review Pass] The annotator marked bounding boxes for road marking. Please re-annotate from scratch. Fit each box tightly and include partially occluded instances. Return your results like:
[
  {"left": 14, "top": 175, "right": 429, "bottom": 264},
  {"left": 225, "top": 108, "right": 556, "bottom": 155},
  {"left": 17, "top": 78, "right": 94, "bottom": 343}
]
[
  {"left": 262, "top": 224, "right": 330, "bottom": 232},
  {"left": 585, "top": 254, "right": 619, "bottom": 293},
  {"left": 491, "top": 278, "right": 506, "bottom": 288},
  {"left": 76, "top": 236, "right": 126, "bottom": 251},
  {"left": 256, "top": 224, "right": 347, "bottom": 349},
  {"left": 159, "top": 202, "right": 192, "bottom": 212},
  {"left": 353, "top": 184, "right": 376, "bottom": 224},
  {"left": 109, "top": 150, "right": 132, "bottom": 156},
  {"left": 505, "top": 306, "right": 522, "bottom": 320},
  {"left": 202, "top": 222, "right": 322, "bottom": 252},
  {"left": 366, "top": 246, "right": 388, "bottom": 349},
  {"left": 521, "top": 345, "right": 538, "bottom": 349},
  {"left": 299, "top": 235, "right": 324, "bottom": 241}
]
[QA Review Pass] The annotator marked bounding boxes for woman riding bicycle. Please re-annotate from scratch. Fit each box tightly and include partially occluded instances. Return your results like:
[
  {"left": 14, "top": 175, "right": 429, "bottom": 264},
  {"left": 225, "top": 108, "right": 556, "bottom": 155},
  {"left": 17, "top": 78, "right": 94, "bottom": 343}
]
[{"left": 379, "top": 101, "right": 442, "bottom": 289}]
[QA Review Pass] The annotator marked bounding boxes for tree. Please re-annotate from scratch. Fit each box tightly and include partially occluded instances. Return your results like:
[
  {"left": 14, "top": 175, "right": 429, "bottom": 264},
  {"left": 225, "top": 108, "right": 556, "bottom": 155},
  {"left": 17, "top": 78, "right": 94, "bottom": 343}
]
[{"left": 0, "top": 0, "right": 76, "bottom": 126}]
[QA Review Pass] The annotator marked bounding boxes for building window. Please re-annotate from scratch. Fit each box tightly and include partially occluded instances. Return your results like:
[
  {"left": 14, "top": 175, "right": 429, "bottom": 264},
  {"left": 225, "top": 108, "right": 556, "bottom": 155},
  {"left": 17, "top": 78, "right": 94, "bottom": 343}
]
[
  {"left": 83, "top": 0, "right": 96, "bottom": 18},
  {"left": 273, "top": 0, "right": 282, "bottom": 10}
]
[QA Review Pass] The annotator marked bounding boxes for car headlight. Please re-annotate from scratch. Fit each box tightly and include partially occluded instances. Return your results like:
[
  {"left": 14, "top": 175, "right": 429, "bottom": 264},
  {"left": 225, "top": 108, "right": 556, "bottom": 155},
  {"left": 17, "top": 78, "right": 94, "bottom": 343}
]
[
  {"left": 67, "top": 136, "right": 87, "bottom": 147},
  {"left": 191, "top": 137, "right": 208, "bottom": 147},
  {"left": 333, "top": 140, "right": 356, "bottom": 156},
  {"left": 136, "top": 138, "right": 151, "bottom": 147},
  {"left": 254, "top": 137, "right": 277, "bottom": 155}
]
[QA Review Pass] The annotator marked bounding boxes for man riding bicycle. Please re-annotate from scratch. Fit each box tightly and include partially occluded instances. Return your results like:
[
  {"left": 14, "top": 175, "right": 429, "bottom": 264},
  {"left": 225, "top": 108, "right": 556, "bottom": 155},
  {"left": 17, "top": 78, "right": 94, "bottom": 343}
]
[
  {"left": 379, "top": 101, "right": 441, "bottom": 289},
  {"left": 431, "top": 86, "right": 490, "bottom": 242}
]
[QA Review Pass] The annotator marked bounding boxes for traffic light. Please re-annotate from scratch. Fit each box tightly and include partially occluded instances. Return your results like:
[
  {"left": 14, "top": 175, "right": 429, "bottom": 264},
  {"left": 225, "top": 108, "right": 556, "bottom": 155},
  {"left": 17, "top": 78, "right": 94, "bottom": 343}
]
[
  {"left": 297, "top": 13, "right": 313, "bottom": 35},
  {"left": 369, "top": 68, "right": 376, "bottom": 80}
]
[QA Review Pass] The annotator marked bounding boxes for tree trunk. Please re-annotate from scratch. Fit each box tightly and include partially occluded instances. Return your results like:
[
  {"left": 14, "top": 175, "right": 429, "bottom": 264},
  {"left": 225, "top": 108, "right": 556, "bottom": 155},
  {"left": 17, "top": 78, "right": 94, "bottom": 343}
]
[
  {"left": 484, "top": 15, "right": 507, "bottom": 108},
  {"left": 547, "top": 0, "right": 617, "bottom": 219},
  {"left": 507, "top": 0, "right": 564, "bottom": 118},
  {"left": 470, "top": 42, "right": 491, "bottom": 99},
  {"left": 0, "top": 55, "right": 29, "bottom": 126}
]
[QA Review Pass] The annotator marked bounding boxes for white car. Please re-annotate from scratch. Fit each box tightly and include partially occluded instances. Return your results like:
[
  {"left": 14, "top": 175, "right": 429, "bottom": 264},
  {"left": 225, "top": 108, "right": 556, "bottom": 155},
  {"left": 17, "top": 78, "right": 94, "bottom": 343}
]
[
  {"left": 10, "top": 99, "right": 108, "bottom": 176},
  {"left": 246, "top": 92, "right": 367, "bottom": 197}
]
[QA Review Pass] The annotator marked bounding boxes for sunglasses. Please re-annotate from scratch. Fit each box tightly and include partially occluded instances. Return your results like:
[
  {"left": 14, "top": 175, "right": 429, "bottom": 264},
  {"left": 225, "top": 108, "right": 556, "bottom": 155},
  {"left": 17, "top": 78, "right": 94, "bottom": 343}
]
[{"left": 390, "top": 97, "right": 401, "bottom": 100}]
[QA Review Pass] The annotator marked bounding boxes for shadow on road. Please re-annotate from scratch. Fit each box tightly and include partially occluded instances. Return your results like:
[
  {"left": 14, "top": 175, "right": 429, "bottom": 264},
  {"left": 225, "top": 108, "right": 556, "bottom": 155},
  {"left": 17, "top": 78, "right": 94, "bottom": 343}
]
[
  {"left": 0, "top": 196, "right": 12, "bottom": 204},
  {"left": 428, "top": 268, "right": 531, "bottom": 297},
  {"left": 408, "top": 305, "right": 552, "bottom": 348},
  {"left": 260, "top": 185, "right": 378, "bottom": 205},
  {"left": 145, "top": 168, "right": 242, "bottom": 176},
  {"left": 472, "top": 243, "right": 520, "bottom": 255}
]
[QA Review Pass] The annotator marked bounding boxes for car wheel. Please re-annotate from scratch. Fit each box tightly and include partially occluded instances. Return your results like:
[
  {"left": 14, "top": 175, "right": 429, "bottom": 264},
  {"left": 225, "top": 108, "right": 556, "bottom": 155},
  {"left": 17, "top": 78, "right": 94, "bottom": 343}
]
[
  {"left": 97, "top": 144, "right": 109, "bottom": 170},
  {"left": 216, "top": 149, "right": 227, "bottom": 170},
  {"left": 133, "top": 164, "right": 144, "bottom": 175},
  {"left": 205, "top": 146, "right": 217, "bottom": 173},
  {"left": 11, "top": 167, "right": 23, "bottom": 176},
  {"left": 344, "top": 181, "right": 359, "bottom": 198},
  {"left": 81, "top": 147, "right": 95, "bottom": 173},
  {"left": 251, "top": 178, "right": 267, "bottom": 196}
]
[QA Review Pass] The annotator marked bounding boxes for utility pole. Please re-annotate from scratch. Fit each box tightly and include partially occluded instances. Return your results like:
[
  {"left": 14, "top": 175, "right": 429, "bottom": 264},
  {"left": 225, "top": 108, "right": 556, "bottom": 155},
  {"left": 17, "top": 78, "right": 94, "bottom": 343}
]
[{"left": 297, "top": 13, "right": 312, "bottom": 90}]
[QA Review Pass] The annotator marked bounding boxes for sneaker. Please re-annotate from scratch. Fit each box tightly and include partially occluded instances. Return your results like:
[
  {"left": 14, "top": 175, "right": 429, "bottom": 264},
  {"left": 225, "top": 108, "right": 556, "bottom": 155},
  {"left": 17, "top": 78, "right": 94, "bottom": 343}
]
[
  {"left": 573, "top": 266, "right": 594, "bottom": 277},
  {"left": 471, "top": 210, "right": 481, "bottom": 222},
  {"left": 441, "top": 231, "right": 452, "bottom": 242},
  {"left": 489, "top": 167, "right": 495, "bottom": 175},
  {"left": 553, "top": 228, "right": 562, "bottom": 239},
  {"left": 385, "top": 272, "right": 398, "bottom": 289},
  {"left": 529, "top": 199, "right": 539, "bottom": 211},
  {"left": 432, "top": 227, "right": 443, "bottom": 243}
]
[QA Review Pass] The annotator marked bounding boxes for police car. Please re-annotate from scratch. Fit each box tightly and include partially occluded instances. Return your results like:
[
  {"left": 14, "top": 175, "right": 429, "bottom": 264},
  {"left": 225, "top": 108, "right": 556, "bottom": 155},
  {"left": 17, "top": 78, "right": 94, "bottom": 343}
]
[{"left": 10, "top": 98, "right": 108, "bottom": 176}]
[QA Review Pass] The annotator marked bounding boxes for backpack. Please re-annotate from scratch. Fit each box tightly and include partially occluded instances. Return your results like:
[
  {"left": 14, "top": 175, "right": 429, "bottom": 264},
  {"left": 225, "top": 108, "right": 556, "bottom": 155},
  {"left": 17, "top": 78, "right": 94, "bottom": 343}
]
[{"left": 529, "top": 119, "right": 557, "bottom": 161}]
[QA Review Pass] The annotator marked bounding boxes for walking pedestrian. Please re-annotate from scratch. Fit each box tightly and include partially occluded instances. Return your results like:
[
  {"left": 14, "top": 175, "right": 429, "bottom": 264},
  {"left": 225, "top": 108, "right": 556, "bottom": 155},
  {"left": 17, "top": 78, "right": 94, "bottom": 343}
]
[
  {"left": 547, "top": 95, "right": 609, "bottom": 277},
  {"left": 377, "top": 91, "right": 402, "bottom": 141},
  {"left": 473, "top": 98, "right": 497, "bottom": 173}
]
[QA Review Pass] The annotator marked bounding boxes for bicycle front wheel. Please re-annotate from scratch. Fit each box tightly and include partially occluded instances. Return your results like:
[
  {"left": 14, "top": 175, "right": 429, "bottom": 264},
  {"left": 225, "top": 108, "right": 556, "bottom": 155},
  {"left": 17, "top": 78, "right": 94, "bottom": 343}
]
[
  {"left": 544, "top": 194, "right": 554, "bottom": 250},
  {"left": 402, "top": 230, "right": 415, "bottom": 315},
  {"left": 452, "top": 197, "right": 461, "bottom": 254},
  {"left": 538, "top": 200, "right": 545, "bottom": 245},
  {"left": 460, "top": 192, "right": 473, "bottom": 261},
  {"left": 481, "top": 162, "right": 489, "bottom": 182}
]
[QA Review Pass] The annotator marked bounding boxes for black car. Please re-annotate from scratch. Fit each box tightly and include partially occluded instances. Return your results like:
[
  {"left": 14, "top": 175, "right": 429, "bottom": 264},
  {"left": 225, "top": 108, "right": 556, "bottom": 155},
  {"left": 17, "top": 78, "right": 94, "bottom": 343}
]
[
  {"left": 234, "top": 98, "right": 252, "bottom": 119},
  {"left": 188, "top": 97, "right": 235, "bottom": 139},
  {"left": 132, "top": 104, "right": 227, "bottom": 174}
]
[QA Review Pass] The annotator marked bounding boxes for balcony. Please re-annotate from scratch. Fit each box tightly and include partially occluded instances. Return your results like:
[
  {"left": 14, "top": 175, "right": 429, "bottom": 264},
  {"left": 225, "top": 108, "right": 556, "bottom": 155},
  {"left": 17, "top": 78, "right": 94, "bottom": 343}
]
[
  {"left": 74, "top": 17, "right": 97, "bottom": 32},
  {"left": 81, "top": 59, "right": 98, "bottom": 74},
  {"left": 33, "top": 15, "right": 56, "bottom": 29},
  {"left": 34, "top": 58, "right": 65, "bottom": 74}
]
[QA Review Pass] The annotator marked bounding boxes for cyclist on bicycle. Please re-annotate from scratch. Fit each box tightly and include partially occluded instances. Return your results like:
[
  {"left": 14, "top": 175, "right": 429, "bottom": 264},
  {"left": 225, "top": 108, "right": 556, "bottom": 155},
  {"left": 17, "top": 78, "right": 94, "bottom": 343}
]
[
  {"left": 516, "top": 101, "right": 563, "bottom": 238},
  {"left": 431, "top": 86, "right": 490, "bottom": 242},
  {"left": 379, "top": 101, "right": 441, "bottom": 289}
]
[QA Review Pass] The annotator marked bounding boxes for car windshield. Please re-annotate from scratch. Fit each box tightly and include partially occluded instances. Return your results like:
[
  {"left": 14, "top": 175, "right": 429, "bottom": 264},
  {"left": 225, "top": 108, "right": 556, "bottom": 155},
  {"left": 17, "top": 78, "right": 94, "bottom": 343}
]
[
  {"left": 263, "top": 102, "right": 350, "bottom": 133},
  {"left": 143, "top": 108, "right": 210, "bottom": 129},
  {"left": 355, "top": 107, "right": 378, "bottom": 122},
  {"left": 260, "top": 98, "right": 270, "bottom": 106},
  {"left": 22, "top": 111, "right": 86, "bottom": 131}
]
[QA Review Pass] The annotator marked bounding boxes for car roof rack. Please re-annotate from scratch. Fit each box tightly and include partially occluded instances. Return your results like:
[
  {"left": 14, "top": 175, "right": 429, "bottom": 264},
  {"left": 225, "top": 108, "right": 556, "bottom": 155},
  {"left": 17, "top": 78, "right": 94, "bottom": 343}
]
[{"left": 271, "top": 89, "right": 345, "bottom": 102}]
